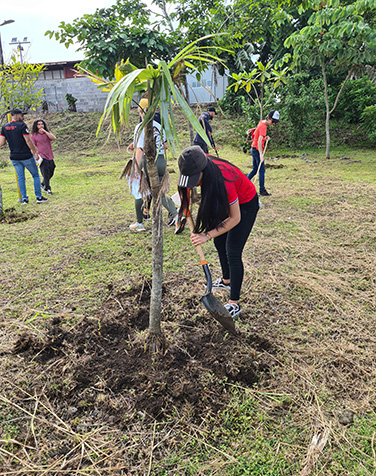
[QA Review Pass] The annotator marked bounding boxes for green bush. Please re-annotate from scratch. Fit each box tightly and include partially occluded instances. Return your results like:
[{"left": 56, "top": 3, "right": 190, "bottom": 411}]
[
  {"left": 278, "top": 73, "right": 325, "bottom": 148},
  {"left": 361, "top": 105, "right": 376, "bottom": 145},
  {"left": 332, "top": 77, "right": 376, "bottom": 124}
]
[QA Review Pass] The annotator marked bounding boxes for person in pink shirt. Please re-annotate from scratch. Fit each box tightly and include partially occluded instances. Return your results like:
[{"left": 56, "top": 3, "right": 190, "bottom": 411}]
[{"left": 31, "top": 119, "right": 57, "bottom": 195}]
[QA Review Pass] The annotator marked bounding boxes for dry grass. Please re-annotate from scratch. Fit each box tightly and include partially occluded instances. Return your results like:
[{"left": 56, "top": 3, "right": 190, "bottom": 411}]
[{"left": 0, "top": 111, "right": 376, "bottom": 474}]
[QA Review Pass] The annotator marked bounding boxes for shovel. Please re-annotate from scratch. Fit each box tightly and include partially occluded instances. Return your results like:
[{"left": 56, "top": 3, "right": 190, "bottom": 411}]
[{"left": 185, "top": 191, "right": 235, "bottom": 334}]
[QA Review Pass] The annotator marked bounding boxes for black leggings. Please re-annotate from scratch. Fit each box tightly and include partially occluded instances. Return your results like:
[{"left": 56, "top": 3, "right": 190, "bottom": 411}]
[{"left": 213, "top": 194, "right": 259, "bottom": 301}]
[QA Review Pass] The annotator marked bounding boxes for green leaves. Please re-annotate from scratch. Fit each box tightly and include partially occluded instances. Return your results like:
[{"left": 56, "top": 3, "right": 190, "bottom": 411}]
[
  {"left": 80, "top": 36, "right": 228, "bottom": 152},
  {"left": 0, "top": 57, "right": 45, "bottom": 115}
]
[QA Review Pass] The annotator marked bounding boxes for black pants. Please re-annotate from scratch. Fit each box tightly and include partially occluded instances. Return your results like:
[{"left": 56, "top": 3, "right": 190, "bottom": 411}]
[
  {"left": 213, "top": 194, "right": 259, "bottom": 301},
  {"left": 40, "top": 159, "right": 56, "bottom": 191},
  {"left": 193, "top": 141, "right": 208, "bottom": 154}
]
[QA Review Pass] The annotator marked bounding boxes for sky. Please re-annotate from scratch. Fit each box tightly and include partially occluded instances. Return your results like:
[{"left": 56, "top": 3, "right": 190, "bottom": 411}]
[{"left": 1, "top": 0, "right": 114, "bottom": 64}]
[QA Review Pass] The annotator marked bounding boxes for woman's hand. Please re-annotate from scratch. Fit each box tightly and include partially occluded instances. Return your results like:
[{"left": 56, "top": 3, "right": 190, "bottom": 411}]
[{"left": 190, "top": 233, "right": 209, "bottom": 246}]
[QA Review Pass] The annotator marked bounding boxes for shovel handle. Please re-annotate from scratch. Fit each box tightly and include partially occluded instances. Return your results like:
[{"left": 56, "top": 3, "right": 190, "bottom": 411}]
[
  {"left": 251, "top": 137, "right": 269, "bottom": 184},
  {"left": 185, "top": 189, "right": 207, "bottom": 263},
  {"left": 186, "top": 214, "right": 207, "bottom": 264}
]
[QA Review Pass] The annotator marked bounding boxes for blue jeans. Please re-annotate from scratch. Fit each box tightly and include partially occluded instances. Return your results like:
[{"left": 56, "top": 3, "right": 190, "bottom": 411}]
[
  {"left": 247, "top": 147, "right": 265, "bottom": 192},
  {"left": 11, "top": 157, "right": 42, "bottom": 200}
]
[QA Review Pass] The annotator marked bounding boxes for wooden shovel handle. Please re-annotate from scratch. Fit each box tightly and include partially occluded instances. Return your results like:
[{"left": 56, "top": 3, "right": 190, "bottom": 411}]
[
  {"left": 186, "top": 214, "right": 207, "bottom": 264},
  {"left": 185, "top": 188, "right": 207, "bottom": 264}
]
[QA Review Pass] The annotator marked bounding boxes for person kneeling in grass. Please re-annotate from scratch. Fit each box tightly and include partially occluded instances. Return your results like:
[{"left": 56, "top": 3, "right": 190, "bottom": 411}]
[{"left": 177, "top": 146, "right": 259, "bottom": 318}]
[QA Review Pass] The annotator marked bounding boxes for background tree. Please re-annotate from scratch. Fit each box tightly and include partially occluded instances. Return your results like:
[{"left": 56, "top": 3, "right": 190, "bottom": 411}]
[
  {"left": 82, "top": 38, "right": 227, "bottom": 350},
  {"left": 0, "top": 55, "right": 45, "bottom": 218},
  {"left": 284, "top": 0, "right": 376, "bottom": 158},
  {"left": 46, "top": 0, "right": 176, "bottom": 78},
  {"left": 0, "top": 55, "right": 45, "bottom": 118},
  {"left": 229, "top": 59, "right": 289, "bottom": 120}
]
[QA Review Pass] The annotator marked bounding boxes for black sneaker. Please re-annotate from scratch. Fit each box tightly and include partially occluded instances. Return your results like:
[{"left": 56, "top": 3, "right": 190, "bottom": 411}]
[
  {"left": 36, "top": 196, "right": 48, "bottom": 203},
  {"left": 212, "top": 278, "right": 231, "bottom": 291},
  {"left": 225, "top": 302, "right": 241, "bottom": 318},
  {"left": 167, "top": 215, "right": 178, "bottom": 227},
  {"left": 22, "top": 198, "right": 29, "bottom": 205},
  {"left": 174, "top": 216, "right": 186, "bottom": 235},
  {"left": 259, "top": 189, "right": 271, "bottom": 196}
]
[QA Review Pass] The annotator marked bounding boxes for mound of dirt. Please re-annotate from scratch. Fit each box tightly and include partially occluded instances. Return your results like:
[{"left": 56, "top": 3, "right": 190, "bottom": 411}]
[{"left": 12, "top": 280, "right": 275, "bottom": 430}]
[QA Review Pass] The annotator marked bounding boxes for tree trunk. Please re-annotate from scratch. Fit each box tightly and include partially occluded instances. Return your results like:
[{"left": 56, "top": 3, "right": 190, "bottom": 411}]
[
  {"left": 144, "top": 118, "right": 163, "bottom": 337},
  {"left": 321, "top": 60, "right": 331, "bottom": 159},
  {"left": 325, "top": 109, "right": 330, "bottom": 160}
]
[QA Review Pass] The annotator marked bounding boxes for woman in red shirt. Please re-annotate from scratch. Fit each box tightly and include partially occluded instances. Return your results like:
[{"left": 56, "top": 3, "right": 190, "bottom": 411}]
[
  {"left": 178, "top": 146, "right": 259, "bottom": 318},
  {"left": 31, "top": 119, "right": 57, "bottom": 195}
]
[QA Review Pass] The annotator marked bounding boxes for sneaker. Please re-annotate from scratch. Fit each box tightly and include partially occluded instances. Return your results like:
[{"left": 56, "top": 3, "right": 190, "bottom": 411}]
[
  {"left": 174, "top": 216, "right": 186, "bottom": 235},
  {"left": 212, "top": 278, "right": 231, "bottom": 291},
  {"left": 167, "top": 215, "right": 178, "bottom": 227},
  {"left": 129, "top": 222, "right": 145, "bottom": 232},
  {"left": 224, "top": 302, "right": 241, "bottom": 318},
  {"left": 143, "top": 212, "right": 151, "bottom": 221},
  {"left": 259, "top": 189, "right": 271, "bottom": 196},
  {"left": 47, "top": 189, "right": 52, "bottom": 195},
  {"left": 21, "top": 198, "right": 29, "bottom": 205},
  {"left": 36, "top": 196, "right": 48, "bottom": 203}
]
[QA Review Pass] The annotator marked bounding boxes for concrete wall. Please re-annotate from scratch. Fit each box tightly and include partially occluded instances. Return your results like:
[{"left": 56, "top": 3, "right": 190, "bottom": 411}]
[{"left": 34, "top": 76, "right": 108, "bottom": 113}]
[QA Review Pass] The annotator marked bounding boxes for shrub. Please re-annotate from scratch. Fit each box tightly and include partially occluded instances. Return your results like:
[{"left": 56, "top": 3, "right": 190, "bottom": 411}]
[{"left": 361, "top": 105, "right": 376, "bottom": 145}]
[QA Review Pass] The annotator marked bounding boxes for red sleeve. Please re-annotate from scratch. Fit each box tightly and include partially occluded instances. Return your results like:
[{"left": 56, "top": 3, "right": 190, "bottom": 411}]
[{"left": 224, "top": 181, "right": 238, "bottom": 205}]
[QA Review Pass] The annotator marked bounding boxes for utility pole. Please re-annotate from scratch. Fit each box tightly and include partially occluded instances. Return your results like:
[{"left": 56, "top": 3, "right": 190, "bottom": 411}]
[{"left": 9, "top": 37, "right": 30, "bottom": 64}]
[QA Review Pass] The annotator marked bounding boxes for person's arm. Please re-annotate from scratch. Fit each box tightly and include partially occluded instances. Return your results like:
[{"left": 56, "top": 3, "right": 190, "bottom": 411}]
[
  {"left": 258, "top": 135, "right": 264, "bottom": 161},
  {"left": 190, "top": 200, "right": 241, "bottom": 246},
  {"left": 24, "top": 135, "right": 39, "bottom": 158},
  {"left": 135, "top": 147, "right": 143, "bottom": 167},
  {"left": 0, "top": 135, "right": 6, "bottom": 147},
  {"left": 42, "top": 129, "right": 56, "bottom": 141}
]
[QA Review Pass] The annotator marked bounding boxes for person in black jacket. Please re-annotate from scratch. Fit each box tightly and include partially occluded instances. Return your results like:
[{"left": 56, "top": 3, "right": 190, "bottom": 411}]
[{"left": 193, "top": 106, "right": 218, "bottom": 154}]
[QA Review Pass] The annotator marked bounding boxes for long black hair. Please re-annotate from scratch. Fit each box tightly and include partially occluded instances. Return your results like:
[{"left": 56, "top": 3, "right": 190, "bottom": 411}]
[
  {"left": 179, "top": 156, "right": 237, "bottom": 233},
  {"left": 31, "top": 119, "right": 49, "bottom": 134}
]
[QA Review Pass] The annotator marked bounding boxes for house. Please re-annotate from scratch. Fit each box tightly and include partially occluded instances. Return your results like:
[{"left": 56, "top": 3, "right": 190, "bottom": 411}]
[{"left": 35, "top": 61, "right": 228, "bottom": 113}]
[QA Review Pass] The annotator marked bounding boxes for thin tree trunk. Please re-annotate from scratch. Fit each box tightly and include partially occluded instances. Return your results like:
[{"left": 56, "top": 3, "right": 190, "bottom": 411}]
[
  {"left": 321, "top": 60, "right": 331, "bottom": 159},
  {"left": 144, "top": 117, "right": 163, "bottom": 337}
]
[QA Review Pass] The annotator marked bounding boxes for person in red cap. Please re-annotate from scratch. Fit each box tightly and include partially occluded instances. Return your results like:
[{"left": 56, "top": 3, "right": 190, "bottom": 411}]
[{"left": 177, "top": 146, "right": 259, "bottom": 318}]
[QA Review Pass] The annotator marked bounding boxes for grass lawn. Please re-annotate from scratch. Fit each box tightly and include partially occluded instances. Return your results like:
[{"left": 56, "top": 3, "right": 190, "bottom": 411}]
[{"left": 0, "top": 111, "right": 375, "bottom": 475}]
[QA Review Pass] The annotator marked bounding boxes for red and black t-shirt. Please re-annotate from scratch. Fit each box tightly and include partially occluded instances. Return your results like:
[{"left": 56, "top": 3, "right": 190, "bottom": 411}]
[
  {"left": 212, "top": 158, "right": 256, "bottom": 205},
  {"left": 0, "top": 121, "right": 33, "bottom": 160}
]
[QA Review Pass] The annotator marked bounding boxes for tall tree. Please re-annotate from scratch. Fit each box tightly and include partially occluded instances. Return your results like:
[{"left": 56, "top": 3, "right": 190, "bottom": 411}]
[
  {"left": 285, "top": 0, "right": 376, "bottom": 158},
  {"left": 82, "top": 38, "right": 227, "bottom": 350},
  {"left": 45, "top": 0, "right": 176, "bottom": 77}
]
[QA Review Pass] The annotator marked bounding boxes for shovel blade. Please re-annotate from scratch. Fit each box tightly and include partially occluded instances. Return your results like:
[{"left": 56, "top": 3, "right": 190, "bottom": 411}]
[{"left": 201, "top": 293, "right": 236, "bottom": 334}]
